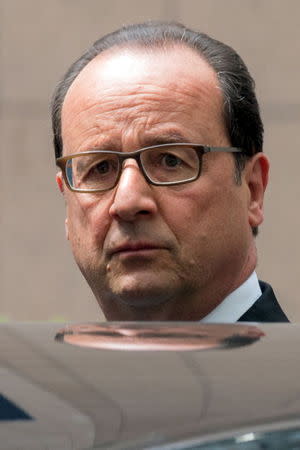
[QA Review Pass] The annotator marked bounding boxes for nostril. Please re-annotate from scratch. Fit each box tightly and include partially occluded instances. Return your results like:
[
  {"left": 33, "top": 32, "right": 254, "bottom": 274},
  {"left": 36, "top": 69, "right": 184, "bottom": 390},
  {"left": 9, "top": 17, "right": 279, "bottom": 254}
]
[{"left": 140, "top": 210, "right": 150, "bottom": 215}]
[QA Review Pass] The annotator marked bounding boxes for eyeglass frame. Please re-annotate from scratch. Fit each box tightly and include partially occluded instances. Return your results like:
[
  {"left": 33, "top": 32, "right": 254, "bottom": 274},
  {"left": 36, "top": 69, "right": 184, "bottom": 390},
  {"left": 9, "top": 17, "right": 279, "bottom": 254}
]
[{"left": 56, "top": 143, "right": 245, "bottom": 193}]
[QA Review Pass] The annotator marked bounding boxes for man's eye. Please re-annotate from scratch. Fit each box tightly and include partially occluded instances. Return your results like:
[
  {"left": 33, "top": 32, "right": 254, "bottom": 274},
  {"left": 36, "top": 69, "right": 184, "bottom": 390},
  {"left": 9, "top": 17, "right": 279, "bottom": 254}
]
[
  {"left": 92, "top": 160, "right": 111, "bottom": 174},
  {"left": 161, "top": 153, "right": 182, "bottom": 168},
  {"left": 86, "top": 158, "right": 118, "bottom": 178}
]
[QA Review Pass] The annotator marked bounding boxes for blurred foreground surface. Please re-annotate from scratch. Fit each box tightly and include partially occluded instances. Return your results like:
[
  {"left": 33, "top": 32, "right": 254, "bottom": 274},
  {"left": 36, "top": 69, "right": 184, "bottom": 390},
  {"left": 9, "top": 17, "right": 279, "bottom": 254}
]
[{"left": 0, "top": 322, "right": 300, "bottom": 449}]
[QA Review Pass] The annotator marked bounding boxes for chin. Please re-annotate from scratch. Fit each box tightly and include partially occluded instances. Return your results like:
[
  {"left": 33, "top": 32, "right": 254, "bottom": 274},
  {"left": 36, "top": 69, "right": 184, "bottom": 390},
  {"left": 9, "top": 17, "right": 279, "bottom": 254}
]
[
  {"left": 109, "top": 276, "right": 175, "bottom": 309},
  {"left": 118, "top": 292, "right": 170, "bottom": 308}
]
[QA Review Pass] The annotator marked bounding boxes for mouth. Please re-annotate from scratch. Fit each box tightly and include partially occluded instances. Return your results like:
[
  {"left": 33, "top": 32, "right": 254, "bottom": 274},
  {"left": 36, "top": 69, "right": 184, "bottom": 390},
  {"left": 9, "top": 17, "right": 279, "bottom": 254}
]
[{"left": 109, "top": 242, "right": 168, "bottom": 258}]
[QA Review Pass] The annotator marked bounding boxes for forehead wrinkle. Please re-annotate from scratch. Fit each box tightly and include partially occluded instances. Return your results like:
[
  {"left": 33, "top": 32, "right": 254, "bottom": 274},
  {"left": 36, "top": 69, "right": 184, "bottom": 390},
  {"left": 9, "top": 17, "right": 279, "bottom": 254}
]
[
  {"left": 63, "top": 88, "right": 223, "bottom": 153},
  {"left": 69, "top": 74, "right": 220, "bottom": 113},
  {"left": 63, "top": 89, "right": 190, "bottom": 148},
  {"left": 66, "top": 79, "right": 220, "bottom": 133}
]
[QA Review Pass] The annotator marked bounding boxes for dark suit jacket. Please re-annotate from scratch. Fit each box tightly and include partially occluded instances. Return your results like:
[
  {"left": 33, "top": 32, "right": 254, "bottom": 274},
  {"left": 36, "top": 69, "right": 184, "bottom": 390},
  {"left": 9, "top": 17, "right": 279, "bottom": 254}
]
[{"left": 238, "top": 281, "right": 289, "bottom": 322}]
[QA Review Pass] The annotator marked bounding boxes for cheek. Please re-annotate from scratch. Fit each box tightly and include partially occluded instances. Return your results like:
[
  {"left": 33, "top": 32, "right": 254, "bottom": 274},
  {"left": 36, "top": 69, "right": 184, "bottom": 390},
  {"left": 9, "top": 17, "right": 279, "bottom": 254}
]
[
  {"left": 65, "top": 193, "right": 112, "bottom": 251},
  {"left": 160, "top": 180, "right": 246, "bottom": 246},
  {"left": 159, "top": 182, "right": 216, "bottom": 229}
]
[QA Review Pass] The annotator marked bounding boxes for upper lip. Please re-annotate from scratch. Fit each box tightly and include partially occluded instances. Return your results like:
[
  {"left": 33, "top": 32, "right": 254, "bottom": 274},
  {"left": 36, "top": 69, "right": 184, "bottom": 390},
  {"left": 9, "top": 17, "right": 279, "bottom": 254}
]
[{"left": 109, "top": 241, "right": 167, "bottom": 256}]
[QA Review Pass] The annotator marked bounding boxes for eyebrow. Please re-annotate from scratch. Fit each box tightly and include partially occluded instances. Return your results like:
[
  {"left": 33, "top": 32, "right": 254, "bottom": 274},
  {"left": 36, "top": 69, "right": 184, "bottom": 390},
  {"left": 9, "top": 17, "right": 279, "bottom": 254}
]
[
  {"left": 141, "top": 132, "right": 190, "bottom": 147},
  {"left": 87, "top": 138, "right": 120, "bottom": 152}
]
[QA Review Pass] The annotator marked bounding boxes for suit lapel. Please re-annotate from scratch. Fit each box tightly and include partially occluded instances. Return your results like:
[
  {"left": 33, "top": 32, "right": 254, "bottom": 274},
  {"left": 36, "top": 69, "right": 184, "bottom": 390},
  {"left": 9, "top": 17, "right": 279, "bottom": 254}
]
[{"left": 238, "top": 281, "right": 289, "bottom": 322}]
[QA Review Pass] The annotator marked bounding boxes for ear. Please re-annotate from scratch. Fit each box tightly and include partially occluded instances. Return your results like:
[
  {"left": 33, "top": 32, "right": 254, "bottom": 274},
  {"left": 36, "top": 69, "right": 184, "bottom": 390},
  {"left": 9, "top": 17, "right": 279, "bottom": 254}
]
[
  {"left": 56, "top": 172, "right": 64, "bottom": 193},
  {"left": 65, "top": 218, "right": 69, "bottom": 240},
  {"left": 56, "top": 172, "right": 69, "bottom": 240},
  {"left": 246, "top": 153, "right": 269, "bottom": 228}
]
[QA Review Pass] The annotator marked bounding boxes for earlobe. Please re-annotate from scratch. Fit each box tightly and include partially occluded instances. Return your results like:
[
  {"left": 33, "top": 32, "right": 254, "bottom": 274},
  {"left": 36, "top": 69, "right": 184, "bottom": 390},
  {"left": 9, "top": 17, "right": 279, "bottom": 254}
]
[
  {"left": 247, "top": 153, "right": 269, "bottom": 228},
  {"left": 56, "top": 172, "right": 64, "bottom": 193}
]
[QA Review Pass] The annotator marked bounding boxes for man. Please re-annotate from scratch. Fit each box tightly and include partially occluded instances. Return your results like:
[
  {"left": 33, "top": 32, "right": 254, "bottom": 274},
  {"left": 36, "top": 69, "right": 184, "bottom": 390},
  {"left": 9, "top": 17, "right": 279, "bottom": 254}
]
[{"left": 52, "top": 21, "right": 288, "bottom": 322}]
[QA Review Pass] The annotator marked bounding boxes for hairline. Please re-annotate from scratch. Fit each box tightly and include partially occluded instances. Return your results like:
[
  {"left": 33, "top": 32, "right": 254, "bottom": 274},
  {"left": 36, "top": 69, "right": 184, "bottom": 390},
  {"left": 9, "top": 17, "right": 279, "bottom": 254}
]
[{"left": 57, "top": 39, "right": 233, "bottom": 157}]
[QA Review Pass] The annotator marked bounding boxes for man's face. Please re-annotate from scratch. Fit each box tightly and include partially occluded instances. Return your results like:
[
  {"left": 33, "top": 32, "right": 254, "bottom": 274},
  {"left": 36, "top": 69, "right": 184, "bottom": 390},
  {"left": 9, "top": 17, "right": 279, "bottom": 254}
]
[{"left": 58, "top": 45, "right": 265, "bottom": 320}]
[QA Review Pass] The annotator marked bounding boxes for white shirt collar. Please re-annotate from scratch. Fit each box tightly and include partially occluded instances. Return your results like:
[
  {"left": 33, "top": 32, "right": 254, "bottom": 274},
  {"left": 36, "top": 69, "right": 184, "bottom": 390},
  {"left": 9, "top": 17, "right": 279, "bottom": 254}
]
[{"left": 200, "top": 271, "right": 262, "bottom": 323}]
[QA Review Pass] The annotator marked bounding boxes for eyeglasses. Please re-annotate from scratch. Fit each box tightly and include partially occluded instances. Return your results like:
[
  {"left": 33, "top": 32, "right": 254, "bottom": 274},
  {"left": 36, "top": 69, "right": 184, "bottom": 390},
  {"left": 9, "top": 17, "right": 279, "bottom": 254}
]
[{"left": 56, "top": 143, "right": 244, "bottom": 193}]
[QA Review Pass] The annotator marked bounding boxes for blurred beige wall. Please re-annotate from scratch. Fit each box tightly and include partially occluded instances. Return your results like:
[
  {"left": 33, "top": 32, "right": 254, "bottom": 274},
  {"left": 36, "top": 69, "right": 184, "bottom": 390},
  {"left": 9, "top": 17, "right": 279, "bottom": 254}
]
[{"left": 1, "top": 0, "right": 299, "bottom": 321}]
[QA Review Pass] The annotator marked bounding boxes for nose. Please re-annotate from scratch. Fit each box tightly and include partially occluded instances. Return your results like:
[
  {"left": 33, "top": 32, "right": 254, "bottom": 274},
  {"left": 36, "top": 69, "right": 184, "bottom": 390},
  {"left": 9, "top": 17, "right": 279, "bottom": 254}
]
[{"left": 109, "top": 160, "right": 158, "bottom": 221}]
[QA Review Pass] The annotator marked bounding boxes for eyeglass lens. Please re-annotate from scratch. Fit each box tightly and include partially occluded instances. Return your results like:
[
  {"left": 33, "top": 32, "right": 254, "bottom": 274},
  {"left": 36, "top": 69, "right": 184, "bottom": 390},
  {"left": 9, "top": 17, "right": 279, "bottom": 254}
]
[{"left": 65, "top": 145, "right": 200, "bottom": 191}]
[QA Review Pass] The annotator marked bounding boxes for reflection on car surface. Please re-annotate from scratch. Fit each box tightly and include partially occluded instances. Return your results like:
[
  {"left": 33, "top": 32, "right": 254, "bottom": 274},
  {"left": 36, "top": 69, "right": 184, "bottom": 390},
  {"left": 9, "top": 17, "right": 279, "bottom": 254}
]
[{"left": 0, "top": 322, "right": 300, "bottom": 449}]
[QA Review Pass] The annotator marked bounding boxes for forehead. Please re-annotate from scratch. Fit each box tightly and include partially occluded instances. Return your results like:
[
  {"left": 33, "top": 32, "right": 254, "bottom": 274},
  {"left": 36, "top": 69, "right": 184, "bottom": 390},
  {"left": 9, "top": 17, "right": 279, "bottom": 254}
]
[{"left": 61, "top": 44, "right": 226, "bottom": 151}]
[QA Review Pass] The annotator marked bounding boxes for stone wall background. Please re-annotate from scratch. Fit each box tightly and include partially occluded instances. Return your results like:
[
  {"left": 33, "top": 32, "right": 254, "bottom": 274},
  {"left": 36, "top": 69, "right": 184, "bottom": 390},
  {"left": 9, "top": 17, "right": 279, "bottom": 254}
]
[{"left": 1, "top": 0, "right": 299, "bottom": 321}]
